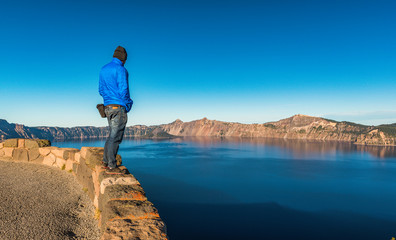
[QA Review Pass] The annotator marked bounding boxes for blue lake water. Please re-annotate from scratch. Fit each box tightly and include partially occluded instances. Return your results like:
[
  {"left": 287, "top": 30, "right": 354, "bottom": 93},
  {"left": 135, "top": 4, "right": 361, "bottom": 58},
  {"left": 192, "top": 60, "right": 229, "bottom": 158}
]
[{"left": 54, "top": 137, "right": 396, "bottom": 240}]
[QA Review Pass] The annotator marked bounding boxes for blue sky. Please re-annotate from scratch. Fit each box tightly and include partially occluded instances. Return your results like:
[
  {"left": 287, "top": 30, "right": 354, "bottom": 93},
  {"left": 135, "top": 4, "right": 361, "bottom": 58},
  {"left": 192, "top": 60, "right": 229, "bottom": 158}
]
[{"left": 1, "top": 0, "right": 395, "bottom": 127}]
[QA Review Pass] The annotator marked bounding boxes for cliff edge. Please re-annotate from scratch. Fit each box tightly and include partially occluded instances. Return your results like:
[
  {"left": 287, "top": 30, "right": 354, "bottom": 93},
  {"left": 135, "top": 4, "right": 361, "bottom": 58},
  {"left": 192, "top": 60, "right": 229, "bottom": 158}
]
[
  {"left": 160, "top": 114, "right": 396, "bottom": 146},
  {"left": 0, "top": 139, "right": 168, "bottom": 240},
  {"left": 1, "top": 115, "right": 396, "bottom": 146}
]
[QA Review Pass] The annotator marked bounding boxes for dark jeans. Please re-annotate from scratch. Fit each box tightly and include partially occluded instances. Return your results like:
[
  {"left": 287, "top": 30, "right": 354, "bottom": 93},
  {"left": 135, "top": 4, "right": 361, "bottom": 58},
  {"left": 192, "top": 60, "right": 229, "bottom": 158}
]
[{"left": 103, "top": 106, "right": 127, "bottom": 168}]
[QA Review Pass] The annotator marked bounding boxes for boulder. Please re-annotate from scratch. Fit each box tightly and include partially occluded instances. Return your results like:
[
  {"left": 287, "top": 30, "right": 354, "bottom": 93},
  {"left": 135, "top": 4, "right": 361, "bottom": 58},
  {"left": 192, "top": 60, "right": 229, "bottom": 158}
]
[
  {"left": 56, "top": 157, "right": 67, "bottom": 169},
  {"left": 0, "top": 142, "right": 4, "bottom": 148},
  {"left": 80, "top": 147, "right": 122, "bottom": 169},
  {"left": 13, "top": 148, "right": 29, "bottom": 162},
  {"left": 81, "top": 147, "right": 104, "bottom": 169},
  {"left": 99, "top": 174, "right": 139, "bottom": 195},
  {"left": 65, "top": 159, "right": 74, "bottom": 171},
  {"left": 72, "top": 162, "right": 79, "bottom": 173},
  {"left": 31, "top": 155, "right": 44, "bottom": 164},
  {"left": 17, "top": 139, "right": 25, "bottom": 148},
  {"left": 3, "top": 148, "right": 14, "bottom": 158},
  {"left": 66, "top": 149, "right": 79, "bottom": 161},
  {"left": 102, "top": 219, "right": 168, "bottom": 240},
  {"left": 92, "top": 166, "right": 103, "bottom": 201},
  {"left": 51, "top": 148, "right": 79, "bottom": 160},
  {"left": 39, "top": 147, "right": 58, "bottom": 156},
  {"left": 101, "top": 200, "right": 160, "bottom": 229},
  {"left": 99, "top": 184, "right": 147, "bottom": 210},
  {"left": 42, "top": 153, "right": 56, "bottom": 166},
  {"left": 74, "top": 152, "right": 81, "bottom": 163},
  {"left": 25, "top": 139, "right": 51, "bottom": 149},
  {"left": 4, "top": 139, "right": 18, "bottom": 148},
  {"left": 28, "top": 148, "right": 40, "bottom": 161},
  {"left": 50, "top": 148, "right": 62, "bottom": 158},
  {"left": 80, "top": 147, "right": 95, "bottom": 159},
  {"left": 74, "top": 158, "right": 96, "bottom": 201}
]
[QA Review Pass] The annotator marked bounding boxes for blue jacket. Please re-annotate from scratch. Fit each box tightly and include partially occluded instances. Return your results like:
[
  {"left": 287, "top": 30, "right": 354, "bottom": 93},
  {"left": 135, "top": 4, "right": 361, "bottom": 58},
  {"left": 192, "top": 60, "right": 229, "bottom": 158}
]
[{"left": 99, "top": 58, "right": 133, "bottom": 112}]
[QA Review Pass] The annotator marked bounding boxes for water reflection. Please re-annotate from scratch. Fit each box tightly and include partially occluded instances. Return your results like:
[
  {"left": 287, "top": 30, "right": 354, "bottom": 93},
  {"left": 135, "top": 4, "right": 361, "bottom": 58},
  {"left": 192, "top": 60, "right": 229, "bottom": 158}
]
[{"left": 175, "top": 137, "right": 396, "bottom": 159}]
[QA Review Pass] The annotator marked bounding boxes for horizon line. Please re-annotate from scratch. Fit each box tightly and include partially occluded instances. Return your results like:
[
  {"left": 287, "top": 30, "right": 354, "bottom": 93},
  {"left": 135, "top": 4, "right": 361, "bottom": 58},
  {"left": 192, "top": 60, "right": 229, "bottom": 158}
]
[{"left": 2, "top": 114, "right": 394, "bottom": 129}]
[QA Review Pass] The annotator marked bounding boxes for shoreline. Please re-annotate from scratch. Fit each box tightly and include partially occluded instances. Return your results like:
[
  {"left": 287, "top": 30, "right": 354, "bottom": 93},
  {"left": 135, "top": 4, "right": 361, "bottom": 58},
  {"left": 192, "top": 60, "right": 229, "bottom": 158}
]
[{"left": 47, "top": 136, "right": 396, "bottom": 147}]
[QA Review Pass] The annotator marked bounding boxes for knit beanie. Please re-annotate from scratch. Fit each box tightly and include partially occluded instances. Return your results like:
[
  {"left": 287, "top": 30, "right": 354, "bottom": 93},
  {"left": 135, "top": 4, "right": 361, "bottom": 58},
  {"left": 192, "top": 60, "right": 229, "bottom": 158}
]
[{"left": 113, "top": 46, "right": 127, "bottom": 63}]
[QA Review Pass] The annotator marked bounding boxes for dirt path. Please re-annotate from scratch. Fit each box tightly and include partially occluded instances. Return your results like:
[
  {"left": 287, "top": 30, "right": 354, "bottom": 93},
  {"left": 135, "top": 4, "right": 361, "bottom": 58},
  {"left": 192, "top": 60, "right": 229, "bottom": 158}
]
[{"left": 0, "top": 159, "right": 101, "bottom": 240}]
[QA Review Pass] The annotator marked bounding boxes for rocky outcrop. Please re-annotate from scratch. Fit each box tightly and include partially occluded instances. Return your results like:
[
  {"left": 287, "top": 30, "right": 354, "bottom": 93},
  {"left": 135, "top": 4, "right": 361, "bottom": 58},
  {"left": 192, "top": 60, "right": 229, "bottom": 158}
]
[
  {"left": 1, "top": 114, "right": 396, "bottom": 146},
  {"left": 0, "top": 139, "right": 168, "bottom": 240}
]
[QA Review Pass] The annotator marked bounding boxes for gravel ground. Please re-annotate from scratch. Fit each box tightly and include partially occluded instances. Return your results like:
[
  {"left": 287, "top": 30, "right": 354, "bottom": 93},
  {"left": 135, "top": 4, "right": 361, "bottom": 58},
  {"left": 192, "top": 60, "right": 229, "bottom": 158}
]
[{"left": 0, "top": 159, "right": 101, "bottom": 240}]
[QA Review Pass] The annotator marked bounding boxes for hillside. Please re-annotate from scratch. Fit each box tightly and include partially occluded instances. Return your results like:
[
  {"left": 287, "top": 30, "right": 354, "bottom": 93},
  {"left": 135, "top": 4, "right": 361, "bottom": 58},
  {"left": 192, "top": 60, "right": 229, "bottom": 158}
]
[
  {"left": 160, "top": 114, "right": 396, "bottom": 145},
  {"left": 1, "top": 115, "right": 396, "bottom": 146}
]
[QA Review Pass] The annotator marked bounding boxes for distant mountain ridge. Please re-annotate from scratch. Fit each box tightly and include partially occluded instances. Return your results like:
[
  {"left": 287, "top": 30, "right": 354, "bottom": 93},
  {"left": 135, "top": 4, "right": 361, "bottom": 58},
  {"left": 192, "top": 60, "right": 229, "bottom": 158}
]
[{"left": 1, "top": 115, "right": 396, "bottom": 146}]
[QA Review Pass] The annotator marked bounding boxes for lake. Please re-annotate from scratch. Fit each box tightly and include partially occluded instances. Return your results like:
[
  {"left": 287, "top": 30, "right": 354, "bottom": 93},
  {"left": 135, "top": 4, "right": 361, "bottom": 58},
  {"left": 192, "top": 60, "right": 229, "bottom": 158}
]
[{"left": 54, "top": 137, "right": 396, "bottom": 240}]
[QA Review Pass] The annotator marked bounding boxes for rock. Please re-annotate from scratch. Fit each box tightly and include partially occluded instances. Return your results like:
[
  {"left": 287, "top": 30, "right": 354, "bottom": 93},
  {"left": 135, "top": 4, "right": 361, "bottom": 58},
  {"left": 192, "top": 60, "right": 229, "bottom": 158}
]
[
  {"left": 56, "top": 157, "right": 67, "bottom": 169},
  {"left": 25, "top": 139, "right": 40, "bottom": 149},
  {"left": 4, "top": 139, "right": 18, "bottom": 148},
  {"left": 100, "top": 175, "right": 139, "bottom": 195},
  {"left": 0, "top": 142, "right": 4, "bottom": 148},
  {"left": 92, "top": 166, "right": 102, "bottom": 201},
  {"left": 72, "top": 162, "right": 79, "bottom": 173},
  {"left": 82, "top": 147, "right": 104, "bottom": 169},
  {"left": 99, "top": 184, "right": 147, "bottom": 210},
  {"left": 28, "top": 148, "right": 40, "bottom": 161},
  {"left": 49, "top": 148, "right": 61, "bottom": 157},
  {"left": 80, "top": 147, "right": 122, "bottom": 169},
  {"left": 74, "top": 152, "right": 81, "bottom": 163},
  {"left": 31, "top": 155, "right": 44, "bottom": 164},
  {"left": 39, "top": 147, "right": 57, "bottom": 156},
  {"left": 74, "top": 158, "right": 96, "bottom": 201},
  {"left": 66, "top": 149, "right": 79, "bottom": 161},
  {"left": 80, "top": 147, "right": 91, "bottom": 159},
  {"left": 42, "top": 153, "right": 56, "bottom": 166},
  {"left": 65, "top": 159, "right": 73, "bottom": 171},
  {"left": 3, "top": 148, "right": 14, "bottom": 158},
  {"left": 17, "top": 139, "right": 25, "bottom": 148},
  {"left": 102, "top": 219, "right": 168, "bottom": 240},
  {"left": 51, "top": 148, "right": 78, "bottom": 160},
  {"left": 98, "top": 166, "right": 130, "bottom": 182},
  {"left": 101, "top": 200, "right": 160, "bottom": 229},
  {"left": 25, "top": 139, "right": 51, "bottom": 149},
  {"left": 13, "top": 149, "right": 29, "bottom": 161}
]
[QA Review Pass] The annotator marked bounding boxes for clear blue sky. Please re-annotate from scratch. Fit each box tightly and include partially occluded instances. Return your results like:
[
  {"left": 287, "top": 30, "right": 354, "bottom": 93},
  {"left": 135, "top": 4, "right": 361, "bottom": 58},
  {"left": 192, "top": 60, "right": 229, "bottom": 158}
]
[{"left": 1, "top": 0, "right": 395, "bottom": 127}]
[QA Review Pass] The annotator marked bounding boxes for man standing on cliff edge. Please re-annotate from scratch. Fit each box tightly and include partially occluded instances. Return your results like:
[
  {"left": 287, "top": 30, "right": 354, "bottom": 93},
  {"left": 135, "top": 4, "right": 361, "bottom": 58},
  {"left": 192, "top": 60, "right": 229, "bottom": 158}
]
[{"left": 99, "top": 46, "right": 133, "bottom": 174}]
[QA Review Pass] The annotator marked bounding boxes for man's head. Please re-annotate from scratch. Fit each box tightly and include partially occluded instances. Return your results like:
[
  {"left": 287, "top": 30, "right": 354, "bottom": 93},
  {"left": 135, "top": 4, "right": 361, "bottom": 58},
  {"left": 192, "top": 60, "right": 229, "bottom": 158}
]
[{"left": 113, "top": 46, "right": 127, "bottom": 64}]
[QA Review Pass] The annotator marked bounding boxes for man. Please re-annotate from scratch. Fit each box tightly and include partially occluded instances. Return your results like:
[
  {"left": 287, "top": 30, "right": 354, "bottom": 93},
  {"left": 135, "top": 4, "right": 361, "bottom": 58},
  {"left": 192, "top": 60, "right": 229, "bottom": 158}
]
[{"left": 99, "top": 46, "right": 133, "bottom": 174}]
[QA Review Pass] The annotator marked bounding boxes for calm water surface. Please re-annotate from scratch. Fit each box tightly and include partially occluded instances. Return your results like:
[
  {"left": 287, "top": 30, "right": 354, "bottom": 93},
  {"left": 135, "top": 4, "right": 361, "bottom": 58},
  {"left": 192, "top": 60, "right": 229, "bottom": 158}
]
[{"left": 54, "top": 137, "right": 396, "bottom": 240}]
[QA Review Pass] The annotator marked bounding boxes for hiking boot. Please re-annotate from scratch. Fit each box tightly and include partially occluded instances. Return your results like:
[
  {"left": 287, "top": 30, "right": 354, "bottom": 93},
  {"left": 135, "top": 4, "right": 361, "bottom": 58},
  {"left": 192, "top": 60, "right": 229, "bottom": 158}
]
[
  {"left": 101, "top": 161, "right": 109, "bottom": 169},
  {"left": 105, "top": 167, "right": 126, "bottom": 175}
]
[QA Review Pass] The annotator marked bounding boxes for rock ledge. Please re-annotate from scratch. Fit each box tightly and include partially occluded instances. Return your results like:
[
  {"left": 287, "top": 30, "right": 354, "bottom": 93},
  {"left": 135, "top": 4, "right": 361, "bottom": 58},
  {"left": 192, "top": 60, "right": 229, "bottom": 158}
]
[{"left": 0, "top": 138, "right": 168, "bottom": 240}]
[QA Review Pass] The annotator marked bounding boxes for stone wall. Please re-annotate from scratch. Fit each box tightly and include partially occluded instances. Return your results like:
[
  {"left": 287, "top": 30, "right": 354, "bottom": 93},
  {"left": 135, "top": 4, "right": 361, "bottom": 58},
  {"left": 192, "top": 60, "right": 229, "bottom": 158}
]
[{"left": 0, "top": 139, "right": 168, "bottom": 240}]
